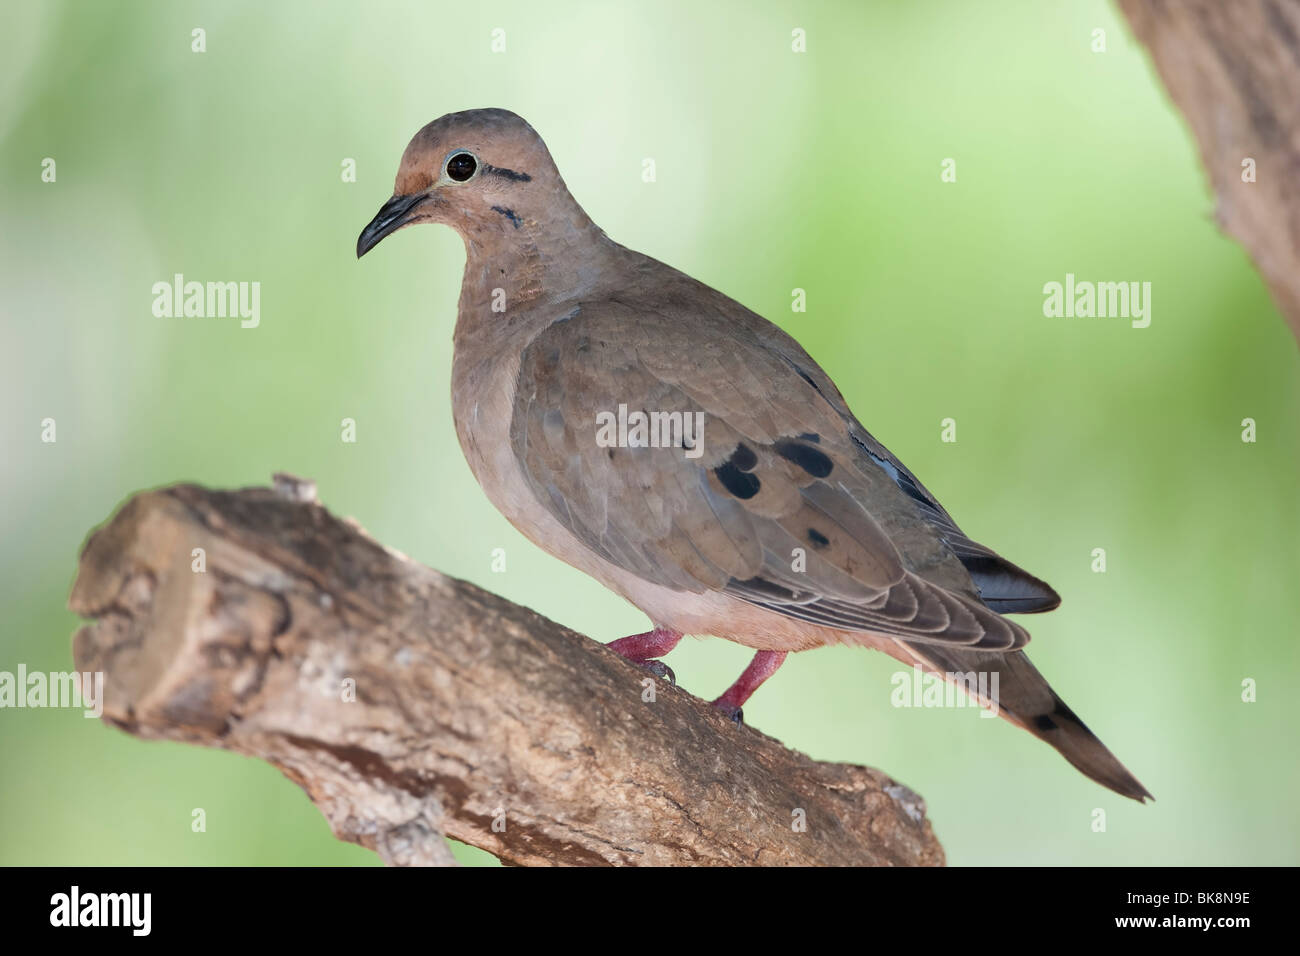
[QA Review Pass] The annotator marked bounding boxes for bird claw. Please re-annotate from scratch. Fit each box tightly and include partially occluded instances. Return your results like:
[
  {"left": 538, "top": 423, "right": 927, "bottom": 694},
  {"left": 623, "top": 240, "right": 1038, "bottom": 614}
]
[
  {"left": 639, "top": 660, "right": 676, "bottom": 685},
  {"left": 712, "top": 701, "right": 744, "bottom": 724}
]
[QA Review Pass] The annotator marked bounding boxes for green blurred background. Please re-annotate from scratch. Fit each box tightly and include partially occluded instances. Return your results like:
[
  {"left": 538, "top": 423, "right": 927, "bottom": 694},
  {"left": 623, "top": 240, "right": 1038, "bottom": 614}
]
[{"left": 2, "top": 0, "right": 1297, "bottom": 866}]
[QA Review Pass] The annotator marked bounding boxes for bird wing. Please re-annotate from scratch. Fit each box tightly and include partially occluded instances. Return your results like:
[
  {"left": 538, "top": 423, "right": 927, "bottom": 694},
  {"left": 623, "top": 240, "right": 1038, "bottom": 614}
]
[
  {"left": 508, "top": 296, "right": 1030, "bottom": 650},
  {"left": 840, "top": 423, "right": 1060, "bottom": 614}
]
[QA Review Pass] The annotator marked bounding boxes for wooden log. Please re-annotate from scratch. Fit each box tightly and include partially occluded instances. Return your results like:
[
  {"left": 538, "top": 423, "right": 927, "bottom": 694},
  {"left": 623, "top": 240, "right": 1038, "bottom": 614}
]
[{"left": 68, "top": 480, "right": 944, "bottom": 867}]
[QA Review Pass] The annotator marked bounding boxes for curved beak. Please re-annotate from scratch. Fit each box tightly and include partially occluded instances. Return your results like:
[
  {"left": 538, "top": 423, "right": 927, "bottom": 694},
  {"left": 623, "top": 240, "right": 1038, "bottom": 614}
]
[{"left": 357, "top": 192, "right": 430, "bottom": 258}]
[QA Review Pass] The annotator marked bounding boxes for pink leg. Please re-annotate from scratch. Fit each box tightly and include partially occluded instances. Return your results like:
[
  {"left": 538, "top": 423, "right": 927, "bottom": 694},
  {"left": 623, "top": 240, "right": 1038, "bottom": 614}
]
[
  {"left": 711, "top": 650, "right": 787, "bottom": 722},
  {"left": 605, "top": 627, "right": 682, "bottom": 683},
  {"left": 605, "top": 627, "right": 682, "bottom": 661}
]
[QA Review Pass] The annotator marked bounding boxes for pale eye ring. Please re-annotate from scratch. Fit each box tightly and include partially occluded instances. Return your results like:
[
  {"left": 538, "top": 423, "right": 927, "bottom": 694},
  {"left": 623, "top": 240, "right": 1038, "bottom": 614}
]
[{"left": 445, "top": 151, "right": 478, "bottom": 182}]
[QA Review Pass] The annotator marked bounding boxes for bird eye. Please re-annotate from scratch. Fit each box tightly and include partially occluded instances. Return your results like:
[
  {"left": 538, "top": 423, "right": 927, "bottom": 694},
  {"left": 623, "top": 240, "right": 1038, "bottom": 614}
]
[{"left": 446, "top": 152, "right": 477, "bottom": 182}]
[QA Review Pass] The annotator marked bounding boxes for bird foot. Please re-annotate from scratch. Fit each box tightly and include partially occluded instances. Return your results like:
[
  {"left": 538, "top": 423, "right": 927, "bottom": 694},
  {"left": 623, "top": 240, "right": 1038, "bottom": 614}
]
[
  {"left": 639, "top": 659, "right": 676, "bottom": 685},
  {"left": 712, "top": 700, "right": 744, "bottom": 724},
  {"left": 708, "top": 650, "right": 787, "bottom": 725},
  {"left": 604, "top": 627, "right": 682, "bottom": 686}
]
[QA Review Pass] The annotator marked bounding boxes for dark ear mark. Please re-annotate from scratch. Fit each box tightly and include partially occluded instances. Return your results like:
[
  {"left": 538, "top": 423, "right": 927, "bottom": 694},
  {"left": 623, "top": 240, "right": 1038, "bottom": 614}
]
[
  {"left": 483, "top": 164, "right": 532, "bottom": 182},
  {"left": 491, "top": 206, "right": 522, "bottom": 229}
]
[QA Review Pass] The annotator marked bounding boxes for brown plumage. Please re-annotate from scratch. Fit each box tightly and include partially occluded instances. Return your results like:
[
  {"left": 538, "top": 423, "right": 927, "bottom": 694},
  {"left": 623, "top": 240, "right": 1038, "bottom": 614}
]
[{"left": 358, "top": 108, "right": 1152, "bottom": 802}]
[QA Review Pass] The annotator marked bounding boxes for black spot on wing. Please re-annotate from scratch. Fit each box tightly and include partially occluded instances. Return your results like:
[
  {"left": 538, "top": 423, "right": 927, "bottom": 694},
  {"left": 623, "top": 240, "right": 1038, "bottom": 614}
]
[
  {"left": 774, "top": 439, "right": 833, "bottom": 478},
  {"left": 483, "top": 164, "right": 532, "bottom": 182},
  {"left": 730, "top": 442, "right": 758, "bottom": 472},
  {"left": 1034, "top": 714, "right": 1057, "bottom": 731},
  {"left": 714, "top": 461, "right": 761, "bottom": 499},
  {"left": 807, "top": 528, "right": 830, "bottom": 549}
]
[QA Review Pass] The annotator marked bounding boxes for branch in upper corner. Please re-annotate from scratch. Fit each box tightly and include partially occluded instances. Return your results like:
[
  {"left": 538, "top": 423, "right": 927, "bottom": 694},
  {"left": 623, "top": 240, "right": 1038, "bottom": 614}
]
[
  {"left": 66, "top": 480, "right": 944, "bottom": 867},
  {"left": 1119, "top": 0, "right": 1300, "bottom": 343}
]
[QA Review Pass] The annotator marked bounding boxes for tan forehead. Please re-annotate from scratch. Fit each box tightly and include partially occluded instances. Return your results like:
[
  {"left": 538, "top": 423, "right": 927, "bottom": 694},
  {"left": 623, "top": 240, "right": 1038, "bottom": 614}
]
[{"left": 394, "top": 112, "right": 546, "bottom": 194}]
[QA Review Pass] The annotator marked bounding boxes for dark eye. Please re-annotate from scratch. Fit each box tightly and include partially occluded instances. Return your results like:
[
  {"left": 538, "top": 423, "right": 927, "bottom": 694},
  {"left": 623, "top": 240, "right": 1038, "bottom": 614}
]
[{"left": 446, "top": 152, "right": 477, "bottom": 182}]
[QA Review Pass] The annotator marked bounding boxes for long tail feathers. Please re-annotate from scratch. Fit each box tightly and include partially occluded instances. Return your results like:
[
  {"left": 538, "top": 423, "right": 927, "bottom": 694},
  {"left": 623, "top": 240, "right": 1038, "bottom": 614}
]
[{"left": 889, "top": 641, "right": 1153, "bottom": 802}]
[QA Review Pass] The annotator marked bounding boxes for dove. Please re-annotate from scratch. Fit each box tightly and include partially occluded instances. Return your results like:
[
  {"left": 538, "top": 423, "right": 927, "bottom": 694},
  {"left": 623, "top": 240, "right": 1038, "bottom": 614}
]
[{"left": 357, "top": 108, "right": 1152, "bottom": 802}]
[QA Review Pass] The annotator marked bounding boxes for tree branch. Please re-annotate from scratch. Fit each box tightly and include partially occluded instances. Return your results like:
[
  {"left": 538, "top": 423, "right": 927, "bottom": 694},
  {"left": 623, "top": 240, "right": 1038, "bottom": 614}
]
[
  {"left": 67, "top": 480, "right": 943, "bottom": 866},
  {"left": 1119, "top": 0, "right": 1300, "bottom": 343}
]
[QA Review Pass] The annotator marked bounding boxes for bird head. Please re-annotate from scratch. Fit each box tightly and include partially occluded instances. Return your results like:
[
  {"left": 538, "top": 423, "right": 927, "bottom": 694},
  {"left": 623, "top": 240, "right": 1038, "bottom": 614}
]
[{"left": 357, "top": 108, "right": 569, "bottom": 257}]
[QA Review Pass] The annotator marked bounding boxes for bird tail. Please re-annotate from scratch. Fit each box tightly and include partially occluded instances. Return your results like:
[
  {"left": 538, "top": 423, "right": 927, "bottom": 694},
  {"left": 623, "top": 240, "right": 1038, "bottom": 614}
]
[{"left": 888, "top": 641, "right": 1153, "bottom": 802}]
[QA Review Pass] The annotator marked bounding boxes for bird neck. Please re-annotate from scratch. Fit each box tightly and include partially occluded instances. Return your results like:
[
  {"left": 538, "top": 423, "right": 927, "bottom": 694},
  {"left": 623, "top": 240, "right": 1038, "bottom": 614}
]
[{"left": 455, "top": 204, "right": 616, "bottom": 324}]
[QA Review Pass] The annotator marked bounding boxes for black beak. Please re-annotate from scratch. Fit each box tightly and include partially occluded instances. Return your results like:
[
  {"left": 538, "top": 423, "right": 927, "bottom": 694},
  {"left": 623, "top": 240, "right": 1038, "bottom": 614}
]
[{"left": 357, "top": 192, "right": 430, "bottom": 258}]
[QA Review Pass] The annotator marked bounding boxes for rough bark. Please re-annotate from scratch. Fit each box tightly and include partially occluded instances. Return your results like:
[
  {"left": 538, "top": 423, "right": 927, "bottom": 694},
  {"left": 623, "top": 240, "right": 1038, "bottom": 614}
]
[
  {"left": 67, "top": 480, "right": 944, "bottom": 867},
  {"left": 1119, "top": 0, "right": 1300, "bottom": 342}
]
